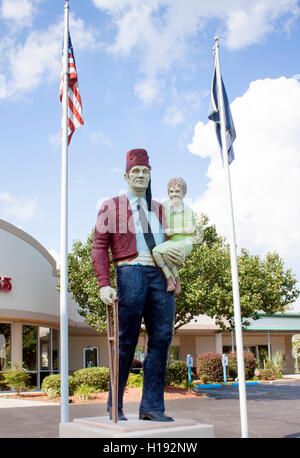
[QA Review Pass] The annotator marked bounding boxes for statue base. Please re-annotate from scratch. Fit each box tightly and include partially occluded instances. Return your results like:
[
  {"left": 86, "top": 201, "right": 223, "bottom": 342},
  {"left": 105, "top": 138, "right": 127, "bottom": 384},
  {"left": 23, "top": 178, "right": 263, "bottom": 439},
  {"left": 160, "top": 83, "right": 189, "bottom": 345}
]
[{"left": 59, "top": 414, "right": 214, "bottom": 438}]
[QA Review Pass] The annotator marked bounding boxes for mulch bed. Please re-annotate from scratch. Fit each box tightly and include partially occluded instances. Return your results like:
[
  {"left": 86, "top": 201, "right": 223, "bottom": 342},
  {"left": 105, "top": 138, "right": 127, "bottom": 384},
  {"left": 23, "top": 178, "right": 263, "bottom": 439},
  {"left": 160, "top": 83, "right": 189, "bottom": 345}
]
[{"left": 6, "top": 386, "right": 205, "bottom": 405}]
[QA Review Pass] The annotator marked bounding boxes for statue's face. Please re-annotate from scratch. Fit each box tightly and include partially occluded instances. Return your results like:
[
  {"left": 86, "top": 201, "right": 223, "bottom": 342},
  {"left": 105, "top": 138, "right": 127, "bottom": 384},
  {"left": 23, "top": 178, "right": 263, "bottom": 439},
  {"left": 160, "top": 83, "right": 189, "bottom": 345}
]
[
  {"left": 168, "top": 184, "right": 184, "bottom": 205},
  {"left": 125, "top": 165, "right": 150, "bottom": 194}
]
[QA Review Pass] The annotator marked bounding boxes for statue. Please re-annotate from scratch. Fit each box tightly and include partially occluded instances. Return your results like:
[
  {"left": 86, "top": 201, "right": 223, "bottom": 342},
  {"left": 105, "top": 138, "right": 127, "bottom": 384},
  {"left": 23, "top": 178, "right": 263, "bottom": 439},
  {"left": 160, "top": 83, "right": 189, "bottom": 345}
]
[
  {"left": 152, "top": 177, "right": 195, "bottom": 294},
  {"left": 92, "top": 148, "right": 185, "bottom": 422}
]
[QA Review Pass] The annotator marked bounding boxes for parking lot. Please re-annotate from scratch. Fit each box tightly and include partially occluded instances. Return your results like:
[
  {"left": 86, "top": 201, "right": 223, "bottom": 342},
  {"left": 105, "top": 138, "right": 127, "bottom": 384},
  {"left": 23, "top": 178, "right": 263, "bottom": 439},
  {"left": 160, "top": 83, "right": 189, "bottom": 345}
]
[{"left": 0, "top": 380, "right": 300, "bottom": 438}]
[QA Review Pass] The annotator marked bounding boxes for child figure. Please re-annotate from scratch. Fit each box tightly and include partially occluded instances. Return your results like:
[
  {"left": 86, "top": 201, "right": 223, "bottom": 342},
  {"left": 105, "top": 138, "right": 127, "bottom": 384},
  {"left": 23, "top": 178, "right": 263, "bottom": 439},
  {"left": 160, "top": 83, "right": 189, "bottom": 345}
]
[{"left": 152, "top": 177, "right": 195, "bottom": 294}]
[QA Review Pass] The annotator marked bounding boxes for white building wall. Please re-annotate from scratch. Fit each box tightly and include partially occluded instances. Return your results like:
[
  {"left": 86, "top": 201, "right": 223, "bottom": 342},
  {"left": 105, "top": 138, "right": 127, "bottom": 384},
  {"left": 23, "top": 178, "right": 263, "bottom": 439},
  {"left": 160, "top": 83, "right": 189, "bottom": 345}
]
[
  {"left": 195, "top": 336, "right": 215, "bottom": 355},
  {"left": 0, "top": 223, "right": 84, "bottom": 326}
]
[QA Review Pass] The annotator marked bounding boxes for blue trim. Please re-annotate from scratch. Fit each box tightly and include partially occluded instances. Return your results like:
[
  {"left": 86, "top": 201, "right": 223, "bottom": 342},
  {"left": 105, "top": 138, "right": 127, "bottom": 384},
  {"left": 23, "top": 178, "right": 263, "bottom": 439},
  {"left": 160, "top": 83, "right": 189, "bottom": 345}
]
[
  {"left": 194, "top": 384, "right": 222, "bottom": 389},
  {"left": 194, "top": 381, "right": 261, "bottom": 390}
]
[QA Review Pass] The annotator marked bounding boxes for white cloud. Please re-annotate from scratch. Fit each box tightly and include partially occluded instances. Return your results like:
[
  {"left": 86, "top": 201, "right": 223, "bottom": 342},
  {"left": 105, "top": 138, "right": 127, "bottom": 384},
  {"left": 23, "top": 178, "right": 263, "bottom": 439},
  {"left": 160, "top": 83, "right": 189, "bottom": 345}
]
[
  {"left": 90, "top": 130, "right": 116, "bottom": 150},
  {"left": 93, "top": 0, "right": 299, "bottom": 102},
  {"left": 4, "top": 13, "right": 99, "bottom": 96},
  {"left": 188, "top": 77, "right": 300, "bottom": 263},
  {"left": 1, "top": 0, "right": 39, "bottom": 26},
  {"left": 163, "top": 88, "right": 208, "bottom": 127},
  {"left": 0, "top": 74, "right": 6, "bottom": 97},
  {"left": 134, "top": 77, "right": 161, "bottom": 105},
  {"left": 0, "top": 192, "right": 38, "bottom": 220},
  {"left": 49, "top": 132, "right": 61, "bottom": 148}
]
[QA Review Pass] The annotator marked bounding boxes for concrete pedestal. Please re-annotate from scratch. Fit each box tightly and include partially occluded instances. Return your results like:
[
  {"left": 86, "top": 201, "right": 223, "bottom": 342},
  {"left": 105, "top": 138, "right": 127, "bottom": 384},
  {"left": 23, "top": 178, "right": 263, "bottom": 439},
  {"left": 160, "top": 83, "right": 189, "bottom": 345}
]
[{"left": 59, "top": 414, "right": 214, "bottom": 438}]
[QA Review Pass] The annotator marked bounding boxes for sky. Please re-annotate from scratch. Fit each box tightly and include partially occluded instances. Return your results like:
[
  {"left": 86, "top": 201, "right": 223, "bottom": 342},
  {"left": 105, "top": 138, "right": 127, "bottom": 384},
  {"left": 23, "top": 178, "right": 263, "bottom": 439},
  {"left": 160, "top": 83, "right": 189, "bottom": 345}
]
[{"left": 1, "top": 0, "right": 300, "bottom": 312}]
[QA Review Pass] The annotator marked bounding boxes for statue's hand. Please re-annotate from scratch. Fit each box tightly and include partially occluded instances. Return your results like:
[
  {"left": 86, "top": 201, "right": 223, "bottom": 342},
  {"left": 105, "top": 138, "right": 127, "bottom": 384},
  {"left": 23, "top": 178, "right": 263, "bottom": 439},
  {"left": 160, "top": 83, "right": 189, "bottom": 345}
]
[
  {"left": 165, "top": 247, "right": 185, "bottom": 266},
  {"left": 100, "top": 286, "right": 117, "bottom": 306}
]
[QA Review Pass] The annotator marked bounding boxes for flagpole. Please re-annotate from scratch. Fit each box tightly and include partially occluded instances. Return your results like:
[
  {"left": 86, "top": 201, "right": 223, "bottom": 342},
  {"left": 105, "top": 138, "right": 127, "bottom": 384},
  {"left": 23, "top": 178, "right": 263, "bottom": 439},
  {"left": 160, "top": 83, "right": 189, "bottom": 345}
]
[
  {"left": 213, "top": 36, "right": 249, "bottom": 438},
  {"left": 60, "top": 0, "right": 70, "bottom": 424}
]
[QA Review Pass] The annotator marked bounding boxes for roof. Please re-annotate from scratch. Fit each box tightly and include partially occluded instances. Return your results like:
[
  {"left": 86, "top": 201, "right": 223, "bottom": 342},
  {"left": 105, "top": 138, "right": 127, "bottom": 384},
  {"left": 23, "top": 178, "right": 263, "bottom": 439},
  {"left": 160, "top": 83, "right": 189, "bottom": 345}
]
[
  {"left": 0, "top": 218, "right": 58, "bottom": 276},
  {"left": 245, "top": 313, "right": 300, "bottom": 332}
]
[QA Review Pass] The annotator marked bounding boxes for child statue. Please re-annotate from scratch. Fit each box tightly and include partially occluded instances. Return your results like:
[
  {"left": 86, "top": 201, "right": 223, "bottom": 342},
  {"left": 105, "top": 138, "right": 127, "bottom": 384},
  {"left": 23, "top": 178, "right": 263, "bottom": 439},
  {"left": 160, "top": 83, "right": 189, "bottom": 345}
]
[{"left": 152, "top": 177, "right": 195, "bottom": 294}]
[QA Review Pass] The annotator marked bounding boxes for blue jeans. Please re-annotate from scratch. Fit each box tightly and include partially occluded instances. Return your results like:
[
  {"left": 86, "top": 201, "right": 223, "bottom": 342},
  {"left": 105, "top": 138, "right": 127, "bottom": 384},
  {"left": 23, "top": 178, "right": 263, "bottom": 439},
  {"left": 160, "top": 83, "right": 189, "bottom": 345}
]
[{"left": 108, "top": 265, "right": 175, "bottom": 413}]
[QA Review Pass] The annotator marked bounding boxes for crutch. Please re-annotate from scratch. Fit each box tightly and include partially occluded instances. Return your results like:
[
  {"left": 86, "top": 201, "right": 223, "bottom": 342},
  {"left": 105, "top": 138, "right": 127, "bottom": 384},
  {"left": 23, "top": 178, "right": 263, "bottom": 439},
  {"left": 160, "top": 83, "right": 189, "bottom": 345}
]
[{"left": 106, "top": 296, "right": 119, "bottom": 423}]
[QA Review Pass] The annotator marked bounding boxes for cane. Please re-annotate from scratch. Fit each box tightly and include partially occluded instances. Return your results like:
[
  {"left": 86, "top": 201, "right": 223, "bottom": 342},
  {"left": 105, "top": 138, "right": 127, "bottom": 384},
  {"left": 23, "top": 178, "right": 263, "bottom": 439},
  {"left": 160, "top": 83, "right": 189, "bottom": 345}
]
[{"left": 106, "top": 296, "right": 119, "bottom": 423}]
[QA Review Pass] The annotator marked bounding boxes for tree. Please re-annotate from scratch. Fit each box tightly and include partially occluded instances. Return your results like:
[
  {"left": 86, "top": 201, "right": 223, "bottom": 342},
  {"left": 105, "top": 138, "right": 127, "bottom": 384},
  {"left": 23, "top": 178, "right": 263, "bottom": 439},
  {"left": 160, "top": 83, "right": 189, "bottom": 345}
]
[
  {"left": 66, "top": 214, "right": 300, "bottom": 333},
  {"left": 67, "top": 233, "right": 115, "bottom": 332},
  {"left": 175, "top": 214, "right": 299, "bottom": 330}
]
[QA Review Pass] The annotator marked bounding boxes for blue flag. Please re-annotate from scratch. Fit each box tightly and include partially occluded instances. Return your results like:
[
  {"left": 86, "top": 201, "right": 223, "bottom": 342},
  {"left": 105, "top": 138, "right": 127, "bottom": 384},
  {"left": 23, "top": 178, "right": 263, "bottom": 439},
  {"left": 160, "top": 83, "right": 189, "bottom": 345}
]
[{"left": 208, "top": 60, "right": 236, "bottom": 164}]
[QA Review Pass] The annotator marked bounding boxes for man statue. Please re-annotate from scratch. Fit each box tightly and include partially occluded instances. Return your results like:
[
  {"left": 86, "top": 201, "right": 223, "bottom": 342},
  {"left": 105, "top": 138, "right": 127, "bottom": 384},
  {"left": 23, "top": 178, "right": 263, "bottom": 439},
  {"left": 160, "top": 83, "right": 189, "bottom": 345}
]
[{"left": 92, "top": 148, "right": 185, "bottom": 422}]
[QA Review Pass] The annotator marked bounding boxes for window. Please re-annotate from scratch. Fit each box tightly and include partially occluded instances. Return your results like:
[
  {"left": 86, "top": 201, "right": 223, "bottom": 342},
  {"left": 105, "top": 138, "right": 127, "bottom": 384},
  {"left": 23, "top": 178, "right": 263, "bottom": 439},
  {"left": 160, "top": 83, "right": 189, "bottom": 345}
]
[
  {"left": 39, "top": 327, "right": 51, "bottom": 371},
  {"left": 52, "top": 329, "right": 59, "bottom": 371},
  {"left": 83, "top": 347, "right": 99, "bottom": 368},
  {"left": 223, "top": 344, "right": 269, "bottom": 367},
  {"left": 22, "top": 325, "right": 38, "bottom": 371},
  {"left": 0, "top": 323, "right": 11, "bottom": 372},
  {"left": 22, "top": 325, "right": 59, "bottom": 388},
  {"left": 168, "top": 346, "right": 180, "bottom": 364}
]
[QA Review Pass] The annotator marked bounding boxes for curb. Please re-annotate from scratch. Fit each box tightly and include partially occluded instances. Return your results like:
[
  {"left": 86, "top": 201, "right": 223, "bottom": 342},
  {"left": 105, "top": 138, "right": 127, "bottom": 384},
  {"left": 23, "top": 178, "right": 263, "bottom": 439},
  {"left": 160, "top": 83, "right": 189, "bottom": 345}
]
[{"left": 194, "top": 381, "right": 261, "bottom": 389}]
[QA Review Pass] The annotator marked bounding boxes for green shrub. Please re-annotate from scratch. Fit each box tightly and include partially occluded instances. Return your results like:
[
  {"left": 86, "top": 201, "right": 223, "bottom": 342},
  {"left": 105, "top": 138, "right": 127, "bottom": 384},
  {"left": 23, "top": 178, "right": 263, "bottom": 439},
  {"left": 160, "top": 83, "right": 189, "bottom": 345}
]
[
  {"left": 265, "top": 352, "right": 285, "bottom": 378},
  {"left": 0, "top": 373, "right": 9, "bottom": 391},
  {"left": 3, "top": 362, "right": 31, "bottom": 394},
  {"left": 41, "top": 374, "right": 77, "bottom": 397},
  {"left": 46, "top": 387, "right": 60, "bottom": 398},
  {"left": 259, "top": 369, "right": 275, "bottom": 380},
  {"left": 196, "top": 353, "right": 223, "bottom": 382},
  {"left": 74, "top": 384, "right": 94, "bottom": 401},
  {"left": 199, "top": 374, "right": 210, "bottom": 384},
  {"left": 227, "top": 352, "right": 256, "bottom": 380},
  {"left": 165, "top": 360, "right": 188, "bottom": 386},
  {"left": 73, "top": 367, "right": 110, "bottom": 391},
  {"left": 127, "top": 373, "right": 143, "bottom": 388}
]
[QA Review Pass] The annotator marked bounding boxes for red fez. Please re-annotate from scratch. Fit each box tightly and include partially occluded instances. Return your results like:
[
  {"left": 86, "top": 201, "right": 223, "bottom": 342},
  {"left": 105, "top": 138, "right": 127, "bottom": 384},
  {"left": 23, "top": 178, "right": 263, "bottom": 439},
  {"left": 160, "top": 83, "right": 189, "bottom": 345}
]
[{"left": 126, "top": 148, "right": 151, "bottom": 173}]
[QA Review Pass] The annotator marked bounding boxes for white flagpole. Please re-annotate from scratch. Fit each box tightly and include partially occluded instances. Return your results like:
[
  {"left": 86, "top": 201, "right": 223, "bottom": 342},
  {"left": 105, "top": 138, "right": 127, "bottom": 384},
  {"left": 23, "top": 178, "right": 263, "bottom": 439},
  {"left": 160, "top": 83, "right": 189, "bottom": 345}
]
[
  {"left": 60, "top": 0, "right": 70, "bottom": 424},
  {"left": 213, "top": 36, "right": 249, "bottom": 438}
]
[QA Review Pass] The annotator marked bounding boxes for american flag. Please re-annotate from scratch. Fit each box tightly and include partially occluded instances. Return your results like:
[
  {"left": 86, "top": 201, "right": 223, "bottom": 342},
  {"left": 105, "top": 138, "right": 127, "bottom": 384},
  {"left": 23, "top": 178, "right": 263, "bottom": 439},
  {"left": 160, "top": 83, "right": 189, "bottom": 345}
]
[{"left": 60, "top": 33, "right": 84, "bottom": 145}]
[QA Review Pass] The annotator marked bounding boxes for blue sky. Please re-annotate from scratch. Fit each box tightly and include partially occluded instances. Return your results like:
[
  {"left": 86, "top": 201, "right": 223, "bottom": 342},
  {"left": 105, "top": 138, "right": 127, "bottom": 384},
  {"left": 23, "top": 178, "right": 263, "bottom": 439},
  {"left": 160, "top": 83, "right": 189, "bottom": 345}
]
[{"left": 1, "top": 0, "right": 300, "bottom": 310}]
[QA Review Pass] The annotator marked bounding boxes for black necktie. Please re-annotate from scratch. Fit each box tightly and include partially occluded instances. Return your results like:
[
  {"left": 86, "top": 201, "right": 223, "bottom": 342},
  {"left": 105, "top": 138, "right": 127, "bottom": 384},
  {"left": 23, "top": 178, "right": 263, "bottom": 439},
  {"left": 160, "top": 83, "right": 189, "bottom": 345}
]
[{"left": 137, "top": 199, "right": 156, "bottom": 251}]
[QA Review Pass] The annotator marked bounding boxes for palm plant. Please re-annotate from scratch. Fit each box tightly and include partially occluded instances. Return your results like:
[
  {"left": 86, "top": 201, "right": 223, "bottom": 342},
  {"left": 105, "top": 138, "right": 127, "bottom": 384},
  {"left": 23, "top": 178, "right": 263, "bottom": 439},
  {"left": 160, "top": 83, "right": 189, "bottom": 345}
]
[{"left": 265, "top": 351, "right": 285, "bottom": 378}]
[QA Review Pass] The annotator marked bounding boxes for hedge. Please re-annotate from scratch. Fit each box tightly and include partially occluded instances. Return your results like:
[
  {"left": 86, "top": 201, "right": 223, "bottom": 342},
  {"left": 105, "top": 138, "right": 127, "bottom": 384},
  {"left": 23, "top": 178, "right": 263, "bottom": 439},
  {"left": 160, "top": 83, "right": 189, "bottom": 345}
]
[
  {"left": 127, "top": 373, "right": 143, "bottom": 388},
  {"left": 165, "top": 360, "right": 188, "bottom": 386},
  {"left": 196, "top": 353, "right": 223, "bottom": 382},
  {"left": 227, "top": 352, "right": 256, "bottom": 380},
  {"left": 73, "top": 367, "right": 110, "bottom": 391},
  {"left": 41, "top": 374, "right": 77, "bottom": 397}
]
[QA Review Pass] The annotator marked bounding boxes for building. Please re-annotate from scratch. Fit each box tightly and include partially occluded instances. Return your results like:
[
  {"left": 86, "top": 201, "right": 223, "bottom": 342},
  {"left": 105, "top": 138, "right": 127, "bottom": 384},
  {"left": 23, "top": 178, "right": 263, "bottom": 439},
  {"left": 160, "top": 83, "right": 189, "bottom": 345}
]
[{"left": 0, "top": 219, "right": 299, "bottom": 389}]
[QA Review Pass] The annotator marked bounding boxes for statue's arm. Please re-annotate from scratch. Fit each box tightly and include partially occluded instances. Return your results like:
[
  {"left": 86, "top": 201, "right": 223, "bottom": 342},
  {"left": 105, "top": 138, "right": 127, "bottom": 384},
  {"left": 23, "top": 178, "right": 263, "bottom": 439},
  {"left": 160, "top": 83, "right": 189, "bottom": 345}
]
[
  {"left": 92, "top": 204, "right": 110, "bottom": 285},
  {"left": 92, "top": 201, "right": 118, "bottom": 307}
]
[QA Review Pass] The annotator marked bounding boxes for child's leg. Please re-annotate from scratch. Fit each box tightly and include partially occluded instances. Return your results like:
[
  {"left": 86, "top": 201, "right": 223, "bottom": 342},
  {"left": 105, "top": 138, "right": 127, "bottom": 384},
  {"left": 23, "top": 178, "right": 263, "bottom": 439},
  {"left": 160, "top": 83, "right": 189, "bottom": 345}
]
[
  {"left": 166, "top": 261, "right": 181, "bottom": 295},
  {"left": 152, "top": 251, "right": 175, "bottom": 292}
]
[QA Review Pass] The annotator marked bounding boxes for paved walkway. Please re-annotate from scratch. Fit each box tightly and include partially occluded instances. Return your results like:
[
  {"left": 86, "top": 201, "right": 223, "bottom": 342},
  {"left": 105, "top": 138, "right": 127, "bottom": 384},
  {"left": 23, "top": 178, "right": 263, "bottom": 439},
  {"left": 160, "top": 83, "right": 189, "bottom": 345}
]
[{"left": 0, "top": 397, "right": 58, "bottom": 408}]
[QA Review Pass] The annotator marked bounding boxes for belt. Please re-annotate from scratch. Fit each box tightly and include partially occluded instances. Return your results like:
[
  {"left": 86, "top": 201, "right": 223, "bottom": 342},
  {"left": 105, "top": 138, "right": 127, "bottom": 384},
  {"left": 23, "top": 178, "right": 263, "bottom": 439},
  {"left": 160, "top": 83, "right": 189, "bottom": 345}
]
[{"left": 114, "top": 252, "right": 156, "bottom": 267}]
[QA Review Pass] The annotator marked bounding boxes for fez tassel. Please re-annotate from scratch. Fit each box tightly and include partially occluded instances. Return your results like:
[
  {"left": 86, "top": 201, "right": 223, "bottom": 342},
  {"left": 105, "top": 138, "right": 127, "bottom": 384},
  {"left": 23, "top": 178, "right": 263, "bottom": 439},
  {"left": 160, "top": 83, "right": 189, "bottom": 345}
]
[
  {"left": 212, "top": 37, "right": 249, "bottom": 438},
  {"left": 60, "top": 0, "right": 70, "bottom": 424}
]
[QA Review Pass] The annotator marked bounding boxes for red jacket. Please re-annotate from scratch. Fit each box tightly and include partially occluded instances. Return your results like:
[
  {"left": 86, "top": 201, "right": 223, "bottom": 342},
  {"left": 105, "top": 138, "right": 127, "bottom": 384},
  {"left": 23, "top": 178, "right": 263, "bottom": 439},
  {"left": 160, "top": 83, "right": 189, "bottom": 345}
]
[{"left": 92, "top": 194, "right": 168, "bottom": 287}]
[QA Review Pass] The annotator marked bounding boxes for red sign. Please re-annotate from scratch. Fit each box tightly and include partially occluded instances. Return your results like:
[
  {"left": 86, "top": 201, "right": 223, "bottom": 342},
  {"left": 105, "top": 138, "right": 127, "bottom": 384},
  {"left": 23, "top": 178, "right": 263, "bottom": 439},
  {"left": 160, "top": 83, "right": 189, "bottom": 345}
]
[{"left": 0, "top": 277, "right": 12, "bottom": 291}]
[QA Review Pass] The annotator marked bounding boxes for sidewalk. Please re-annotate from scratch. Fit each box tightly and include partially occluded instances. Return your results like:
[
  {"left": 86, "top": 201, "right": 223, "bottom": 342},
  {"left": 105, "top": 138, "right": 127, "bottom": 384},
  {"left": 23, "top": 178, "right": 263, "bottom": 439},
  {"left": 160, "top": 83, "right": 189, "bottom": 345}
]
[
  {"left": 0, "top": 397, "right": 58, "bottom": 408},
  {"left": 282, "top": 373, "right": 300, "bottom": 379}
]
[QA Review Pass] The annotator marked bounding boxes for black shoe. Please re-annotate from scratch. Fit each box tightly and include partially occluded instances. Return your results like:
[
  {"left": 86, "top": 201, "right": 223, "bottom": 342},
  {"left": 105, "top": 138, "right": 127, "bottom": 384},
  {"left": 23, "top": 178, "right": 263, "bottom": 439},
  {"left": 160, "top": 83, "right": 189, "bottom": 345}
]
[
  {"left": 108, "top": 406, "right": 128, "bottom": 421},
  {"left": 139, "top": 411, "right": 174, "bottom": 422}
]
